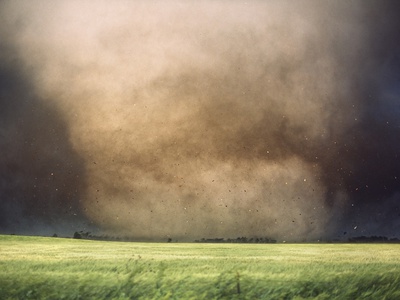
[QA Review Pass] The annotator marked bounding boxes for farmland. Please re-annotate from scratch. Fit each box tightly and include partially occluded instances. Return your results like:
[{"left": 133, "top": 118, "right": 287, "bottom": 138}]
[{"left": 0, "top": 235, "right": 400, "bottom": 299}]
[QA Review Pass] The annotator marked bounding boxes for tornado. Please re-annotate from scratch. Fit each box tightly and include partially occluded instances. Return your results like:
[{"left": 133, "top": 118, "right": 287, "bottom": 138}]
[{"left": 1, "top": 0, "right": 399, "bottom": 241}]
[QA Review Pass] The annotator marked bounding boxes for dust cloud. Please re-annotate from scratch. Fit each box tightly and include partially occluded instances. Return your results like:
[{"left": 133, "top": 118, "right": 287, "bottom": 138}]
[{"left": 1, "top": 1, "right": 399, "bottom": 241}]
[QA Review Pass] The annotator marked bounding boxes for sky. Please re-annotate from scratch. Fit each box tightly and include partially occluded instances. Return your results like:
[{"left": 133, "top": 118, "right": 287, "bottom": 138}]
[{"left": 0, "top": 0, "right": 399, "bottom": 242}]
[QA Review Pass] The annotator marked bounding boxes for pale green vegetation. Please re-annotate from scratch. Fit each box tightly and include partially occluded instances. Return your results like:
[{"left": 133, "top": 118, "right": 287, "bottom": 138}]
[{"left": 1, "top": 235, "right": 400, "bottom": 299}]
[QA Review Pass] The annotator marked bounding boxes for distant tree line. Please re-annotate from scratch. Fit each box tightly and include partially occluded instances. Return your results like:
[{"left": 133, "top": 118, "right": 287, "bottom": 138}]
[
  {"left": 57, "top": 232, "right": 399, "bottom": 243},
  {"left": 348, "top": 236, "right": 400, "bottom": 243},
  {"left": 72, "top": 231, "right": 139, "bottom": 242},
  {"left": 195, "top": 237, "right": 277, "bottom": 243}
]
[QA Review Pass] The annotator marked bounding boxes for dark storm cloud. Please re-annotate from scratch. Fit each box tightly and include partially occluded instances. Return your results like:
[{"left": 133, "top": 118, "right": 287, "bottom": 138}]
[
  {"left": 318, "top": 2, "right": 400, "bottom": 235},
  {"left": 0, "top": 44, "right": 90, "bottom": 236},
  {"left": 0, "top": 0, "right": 399, "bottom": 241}
]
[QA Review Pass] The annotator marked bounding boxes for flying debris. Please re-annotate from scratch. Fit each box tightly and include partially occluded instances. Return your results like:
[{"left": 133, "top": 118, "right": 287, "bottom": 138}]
[{"left": 0, "top": 0, "right": 399, "bottom": 241}]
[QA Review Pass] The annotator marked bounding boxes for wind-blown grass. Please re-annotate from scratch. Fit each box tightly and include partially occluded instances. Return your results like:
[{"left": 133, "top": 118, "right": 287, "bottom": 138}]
[{"left": 1, "top": 235, "right": 400, "bottom": 299}]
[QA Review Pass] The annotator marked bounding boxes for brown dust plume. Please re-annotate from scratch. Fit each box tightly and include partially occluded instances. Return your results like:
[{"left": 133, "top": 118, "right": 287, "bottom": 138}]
[{"left": 1, "top": 1, "right": 400, "bottom": 241}]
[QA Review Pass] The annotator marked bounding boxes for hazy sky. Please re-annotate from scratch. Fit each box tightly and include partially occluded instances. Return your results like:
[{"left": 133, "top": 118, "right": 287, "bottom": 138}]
[{"left": 1, "top": 0, "right": 399, "bottom": 241}]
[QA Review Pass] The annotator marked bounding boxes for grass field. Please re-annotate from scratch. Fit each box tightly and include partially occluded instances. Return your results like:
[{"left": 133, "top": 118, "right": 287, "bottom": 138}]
[{"left": 1, "top": 235, "right": 400, "bottom": 299}]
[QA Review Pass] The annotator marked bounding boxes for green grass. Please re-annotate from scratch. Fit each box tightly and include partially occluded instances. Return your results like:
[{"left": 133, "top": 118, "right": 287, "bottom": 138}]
[{"left": 1, "top": 235, "right": 400, "bottom": 299}]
